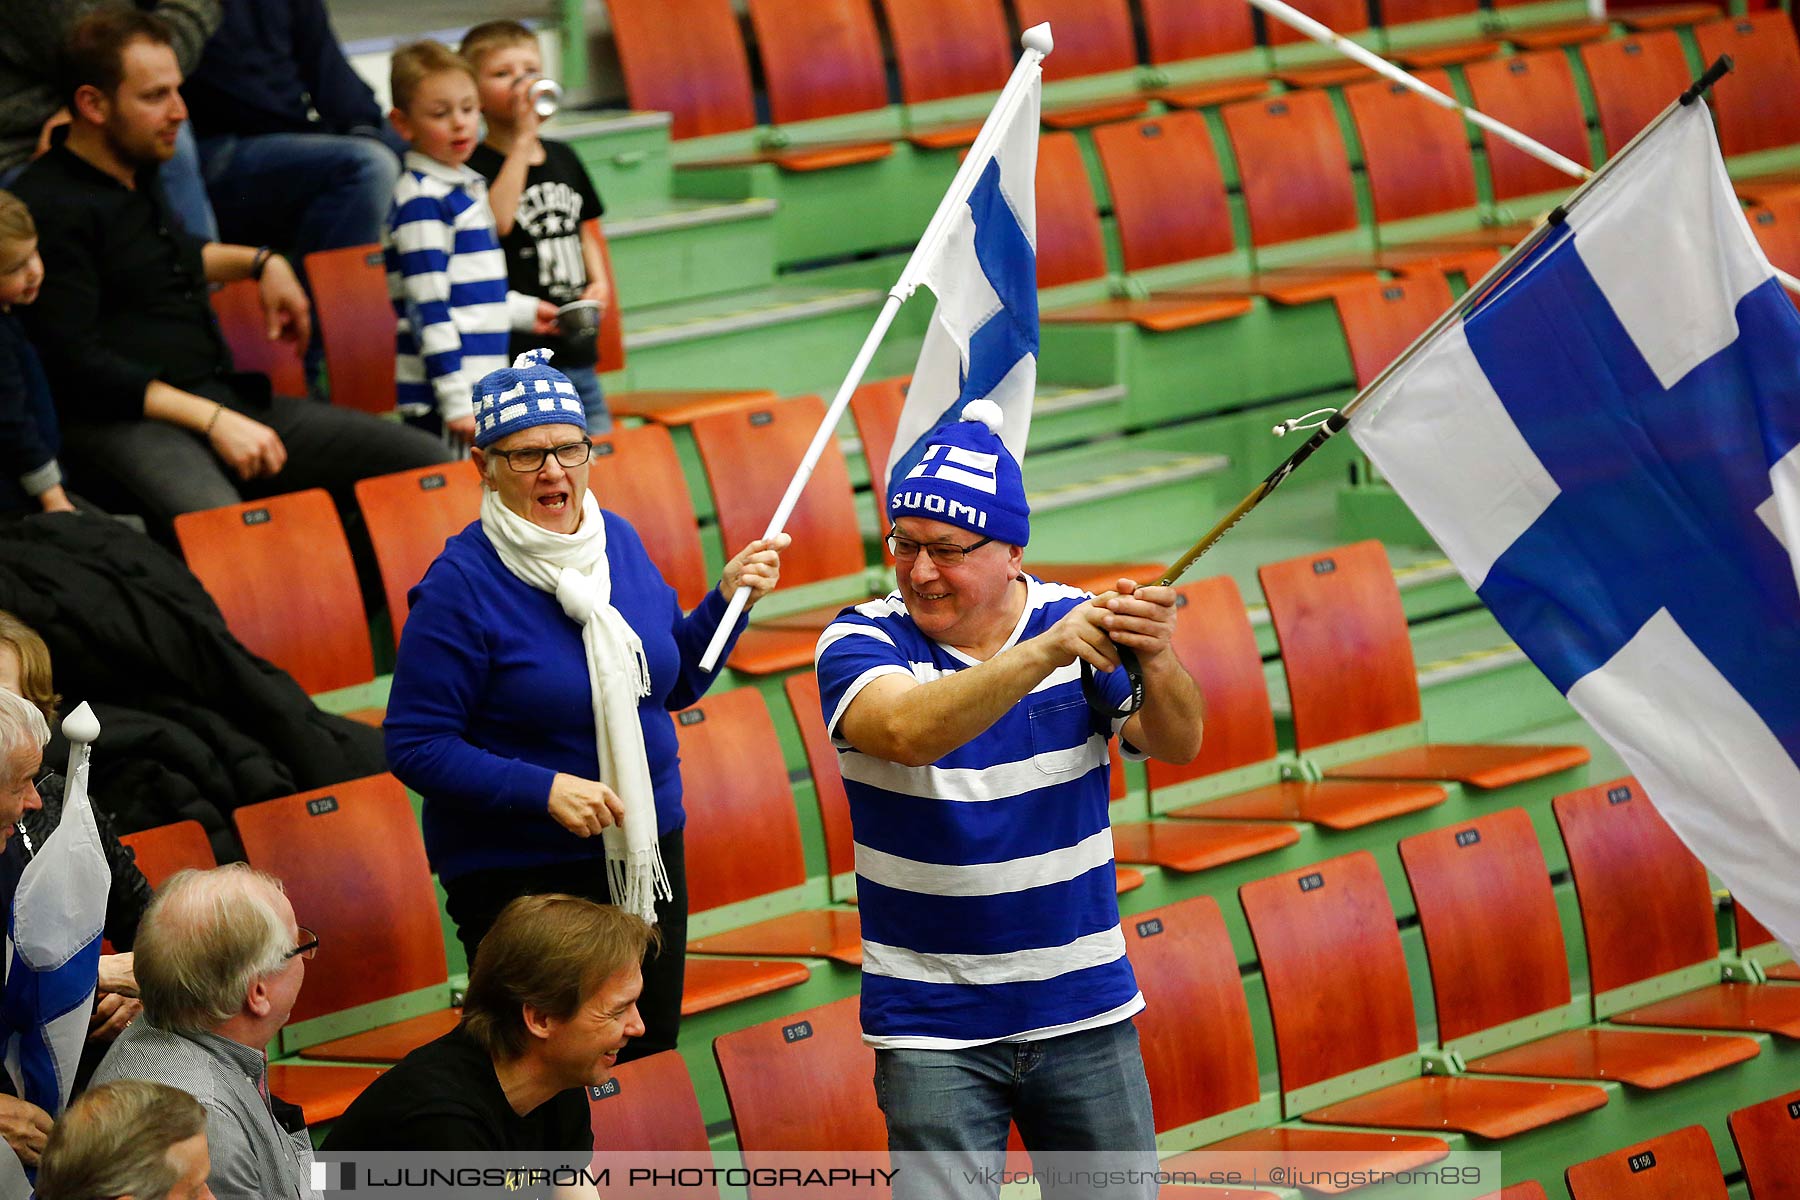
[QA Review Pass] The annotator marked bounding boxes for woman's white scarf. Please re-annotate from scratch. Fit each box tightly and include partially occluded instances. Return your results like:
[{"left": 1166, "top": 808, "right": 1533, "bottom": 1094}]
[{"left": 481, "top": 487, "right": 670, "bottom": 923}]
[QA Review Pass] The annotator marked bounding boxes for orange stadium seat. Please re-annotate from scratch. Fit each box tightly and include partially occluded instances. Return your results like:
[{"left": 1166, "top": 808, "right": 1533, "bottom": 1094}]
[
  {"left": 1578, "top": 32, "right": 1696, "bottom": 157},
  {"left": 584, "top": 423, "right": 714, "bottom": 612},
  {"left": 1400, "top": 807, "right": 1759, "bottom": 1087},
  {"left": 265, "top": 1062, "right": 386, "bottom": 1127},
  {"left": 1258, "top": 540, "right": 1590, "bottom": 788},
  {"left": 353, "top": 460, "right": 482, "bottom": 649},
  {"left": 1332, "top": 273, "right": 1458, "bottom": 388},
  {"left": 745, "top": 0, "right": 889, "bottom": 126},
  {"left": 1729, "top": 1087, "right": 1800, "bottom": 1200},
  {"left": 714, "top": 997, "right": 889, "bottom": 1196},
  {"left": 1487, "top": 0, "right": 1611, "bottom": 48},
  {"left": 588, "top": 1050, "right": 720, "bottom": 1198},
  {"left": 1126, "top": 895, "right": 1450, "bottom": 1186},
  {"left": 782, "top": 671, "right": 858, "bottom": 895},
  {"left": 234, "top": 773, "right": 461, "bottom": 1063},
  {"left": 118, "top": 820, "right": 216, "bottom": 888},
  {"left": 688, "top": 394, "right": 873, "bottom": 675},
  {"left": 1553, "top": 777, "right": 1800, "bottom": 1038},
  {"left": 1240, "top": 850, "right": 1608, "bottom": 1137},
  {"left": 173, "top": 488, "right": 376, "bottom": 701},
  {"left": 1342, "top": 70, "right": 1531, "bottom": 265},
  {"left": 1149, "top": 575, "right": 1447, "bottom": 829},
  {"left": 210, "top": 279, "right": 308, "bottom": 398},
  {"left": 679, "top": 687, "right": 863, "bottom": 968},
  {"left": 1734, "top": 904, "right": 1800, "bottom": 981},
  {"left": 1693, "top": 12, "right": 1800, "bottom": 202},
  {"left": 1046, "top": 116, "right": 1256, "bottom": 329},
  {"left": 1136, "top": 0, "right": 1271, "bottom": 108},
  {"left": 1462, "top": 51, "right": 1593, "bottom": 206},
  {"left": 1079, "top": 110, "right": 1350, "bottom": 317},
  {"left": 608, "top": 0, "right": 891, "bottom": 171},
  {"left": 877, "top": 0, "right": 1013, "bottom": 150},
  {"left": 1009, "top": 0, "right": 1149, "bottom": 128},
  {"left": 304, "top": 244, "right": 394, "bottom": 414},
  {"left": 1378, "top": 0, "right": 1503, "bottom": 67},
  {"left": 1264, "top": 0, "right": 1379, "bottom": 86},
  {"left": 606, "top": 0, "right": 755, "bottom": 139},
  {"left": 1564, "top": 1125, "right": 1728, "bottom": 1198}
]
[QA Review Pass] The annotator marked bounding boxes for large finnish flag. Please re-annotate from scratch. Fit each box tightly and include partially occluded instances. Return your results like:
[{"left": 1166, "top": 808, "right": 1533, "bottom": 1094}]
[
  {"left": 1352, "top": 103, "right": 1800, "bottom": 955},
  {"left": 0, "top": 713, "right": 107, "bottom": 1123},
  {"left": 882, "top": 73, "right": 1041, "bottom": 496}
]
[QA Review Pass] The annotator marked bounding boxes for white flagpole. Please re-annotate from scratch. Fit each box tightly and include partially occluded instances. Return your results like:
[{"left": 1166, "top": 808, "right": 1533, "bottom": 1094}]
[
  {"left": 698, "top": 23, "right": 1055, "bottom": 672},
  {"left": 1250, "top": 0, "right": 1589, "bottom": 177},
  {"left": 1245, "top": 0, "right": 1800, "bottom": 298}
]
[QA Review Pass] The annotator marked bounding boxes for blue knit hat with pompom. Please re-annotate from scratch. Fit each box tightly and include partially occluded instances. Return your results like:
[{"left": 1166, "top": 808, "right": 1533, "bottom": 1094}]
[
  {"left": 472, "top": 348, "right": 587, "bottom": 448},
  {"left": 887, "top": 399, "right": 1029, "bottom": 546}
]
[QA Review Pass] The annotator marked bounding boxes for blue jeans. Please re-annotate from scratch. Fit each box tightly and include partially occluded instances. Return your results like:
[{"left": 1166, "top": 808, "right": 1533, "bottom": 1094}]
[
  {"left": 199, "top": 130, "right": 400, "bottom": 255},
  {"left": 562, "top": 364, "right": 612, "bottom": 433},
  {"left": 163, "top": 122, "right": 219, "bottom": 241},
  {"left": 873, "top": 1019, "right": 1158, "bottom": 1200}
]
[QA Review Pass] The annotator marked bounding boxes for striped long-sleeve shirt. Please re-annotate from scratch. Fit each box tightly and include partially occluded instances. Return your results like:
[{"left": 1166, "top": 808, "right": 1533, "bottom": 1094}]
[
  {"left": 815, "top": 578, "right": 1146, "bottom": 1049},
  {"left": 385, "top": 152, "right": 537, "bottom": 421}
]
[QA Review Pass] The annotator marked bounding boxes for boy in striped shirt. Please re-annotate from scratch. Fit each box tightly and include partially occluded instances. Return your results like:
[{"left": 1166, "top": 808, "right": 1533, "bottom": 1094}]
[
  {"left": 816, "top": 404, "right": 1204, "bottom": 1199},
  {"left": 384, "top": 42, "right": 555, "bottom": 444}
]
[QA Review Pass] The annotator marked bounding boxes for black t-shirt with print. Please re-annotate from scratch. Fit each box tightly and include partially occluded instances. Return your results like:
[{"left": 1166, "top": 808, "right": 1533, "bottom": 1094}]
[
  {"left": 320, "top": 1026, "right": 593, "bottom": 1155},
  {"left": 468, "top": 138, "right": 605, "bottom": 368}
]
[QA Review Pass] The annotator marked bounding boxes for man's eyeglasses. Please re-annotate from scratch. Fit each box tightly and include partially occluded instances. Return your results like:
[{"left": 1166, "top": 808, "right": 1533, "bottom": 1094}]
[
  {"left": 885, "top": 533, "right": 995, "bottom": 567},
  {"left": 285, "top": 927, "right": 319, "bottom": 961},
  {"left": 492, "top": 441, "right": 592, "bottom": 473}
]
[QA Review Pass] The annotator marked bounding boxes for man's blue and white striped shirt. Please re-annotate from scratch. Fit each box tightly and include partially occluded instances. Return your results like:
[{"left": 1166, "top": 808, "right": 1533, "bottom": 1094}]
[
  {"left": 816, "top": 577, "right": 1145, "bottom": 1049},
  {"left": 385, "top": 152, "right": 535, "bottom": 421}
]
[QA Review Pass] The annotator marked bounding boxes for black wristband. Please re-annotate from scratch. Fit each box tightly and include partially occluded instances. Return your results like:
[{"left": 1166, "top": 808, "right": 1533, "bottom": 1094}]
[{"left": 249, "top": 246, "right": 274, "bottom": 281}]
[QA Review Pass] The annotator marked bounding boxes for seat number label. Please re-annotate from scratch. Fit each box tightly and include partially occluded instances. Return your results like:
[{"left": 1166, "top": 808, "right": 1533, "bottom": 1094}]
[
  {"left": 1607, "top": 785, "right": 1633, "bottom": 804},
  {"left": 783, "top": 1021, "right": 813, "bottom": 1043},
  {"left": 1136, "top": 918, "right": 1164, "bottom": 938},
  {"left": 1627, "top": 1151, "right": 1656, "bottom": 1173},
  {"left": 589, "top": 1078, "right": 621, "bottom": 1100},
  {"left": 1299, "top": 873, "right": 1325, "bottom": 892},
  {"left": 678, "top": 710, "right": 706, "bottom": 726},
  {"left": 306, "top": 796, "right": 338, "bottom": 817},
  {"left": 1456, "top": 829, "right": 1481, "bottom": 848}
]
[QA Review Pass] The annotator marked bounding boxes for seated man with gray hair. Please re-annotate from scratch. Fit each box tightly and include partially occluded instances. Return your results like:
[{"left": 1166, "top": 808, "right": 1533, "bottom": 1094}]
[
  {"left": 35, "top": 1078, "right": 211, "bottom": 1200},
  {"left": 324, "top": 893, "right": 650, "bottom": 1158},
  {"left": 91, "top": 864, "right": 319, "bottom": 1200}
]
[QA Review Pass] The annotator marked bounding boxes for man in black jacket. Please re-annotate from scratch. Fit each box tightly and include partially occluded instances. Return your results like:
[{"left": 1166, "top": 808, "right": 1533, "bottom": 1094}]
[{"left": 12, "top": 8, "right": 448, "bottom": 529}]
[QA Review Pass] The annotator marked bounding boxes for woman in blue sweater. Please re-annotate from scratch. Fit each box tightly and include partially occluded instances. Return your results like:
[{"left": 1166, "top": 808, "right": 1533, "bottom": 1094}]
[{"left": 384, "top": 349, "right": 786, "bottom": 1060}]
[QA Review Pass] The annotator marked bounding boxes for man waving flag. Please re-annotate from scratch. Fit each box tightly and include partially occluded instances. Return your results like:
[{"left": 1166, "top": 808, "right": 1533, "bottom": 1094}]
[{"left": 1351, "top": 100, "right": 1800, "bottom": 954}]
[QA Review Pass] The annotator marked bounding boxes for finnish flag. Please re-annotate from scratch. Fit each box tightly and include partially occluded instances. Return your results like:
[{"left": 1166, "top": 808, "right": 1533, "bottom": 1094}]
[
  {"left": 883, "top": 68, "right": 1041, "bottom": 496},
  {"left": 1352, "top": 102, "right": 1800, "bottom": 954},
  {"left": 0, "top": 705, "right": 107, "bottom": 1135}
]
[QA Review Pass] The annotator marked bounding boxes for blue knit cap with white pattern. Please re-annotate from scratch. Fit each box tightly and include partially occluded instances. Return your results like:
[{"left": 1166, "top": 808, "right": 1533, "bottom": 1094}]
[{"left": 472, "top": 348, "right": 587, "bottom": 448}]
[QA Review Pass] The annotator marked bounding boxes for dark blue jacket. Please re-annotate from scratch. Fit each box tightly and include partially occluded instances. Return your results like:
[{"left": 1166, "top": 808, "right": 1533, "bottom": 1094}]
[{"left": 182, "top": 0, "right": 385, "bottom": 139}]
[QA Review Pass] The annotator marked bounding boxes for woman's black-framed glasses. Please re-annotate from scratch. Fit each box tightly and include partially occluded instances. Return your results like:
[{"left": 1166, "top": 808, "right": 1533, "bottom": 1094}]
[
  {"left": 285, "top": 927, "right": 319, "bottom": 961},
  {"left": 885, "top": 533, "right": 995, "bottom": 567},
  {"left": 494, "top": 441, "right": 592, "bottom": 473}
]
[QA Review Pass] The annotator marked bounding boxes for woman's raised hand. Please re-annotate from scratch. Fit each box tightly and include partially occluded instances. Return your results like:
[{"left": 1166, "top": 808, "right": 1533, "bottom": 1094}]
[{"left": 720, "top": 533, "right": 791, "bottom": 610}]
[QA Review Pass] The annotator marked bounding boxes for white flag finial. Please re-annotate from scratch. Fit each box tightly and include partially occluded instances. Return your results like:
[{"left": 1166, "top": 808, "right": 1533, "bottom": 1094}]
[
  {"left": 1021, "top": 22, "right": 1053, "bottom": 55},
  {"left": 61, "top": 701, "right": 99, "bottom": 745}
]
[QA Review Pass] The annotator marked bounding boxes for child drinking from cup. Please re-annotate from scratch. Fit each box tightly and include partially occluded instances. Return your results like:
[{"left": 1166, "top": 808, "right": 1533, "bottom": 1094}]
[{"left": 462, "top": 21, "right": 613, "bottom": 431}]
